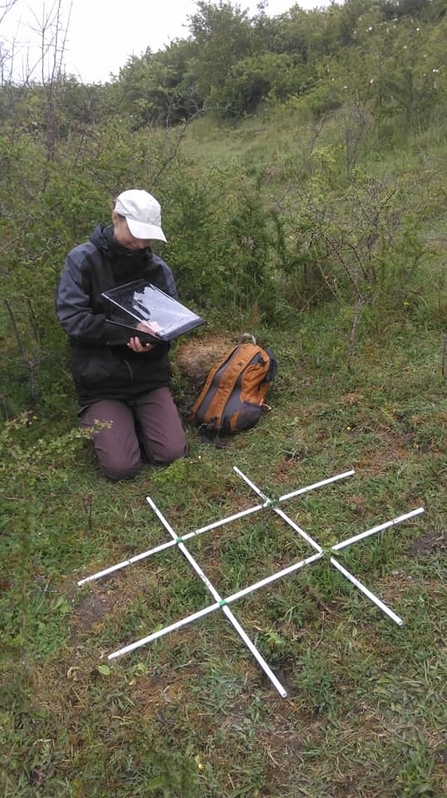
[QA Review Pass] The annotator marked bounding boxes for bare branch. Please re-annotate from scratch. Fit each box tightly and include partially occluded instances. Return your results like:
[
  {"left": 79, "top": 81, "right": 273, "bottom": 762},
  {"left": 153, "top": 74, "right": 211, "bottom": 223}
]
[
  {"left": 0, "top": 0, "right": 20, "bottom": 28},
  {"left": 0, "top": 0, "right": 72, "bottom": 84}
]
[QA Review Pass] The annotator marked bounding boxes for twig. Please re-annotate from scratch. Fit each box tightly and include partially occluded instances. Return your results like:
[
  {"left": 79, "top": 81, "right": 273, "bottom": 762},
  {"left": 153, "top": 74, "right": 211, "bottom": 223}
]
[
  {"left": 347, "top": 295, "right": 364, "bottom": 371},
  {"left": 442, "top": 333, "right": 447, "bottom": 378}
]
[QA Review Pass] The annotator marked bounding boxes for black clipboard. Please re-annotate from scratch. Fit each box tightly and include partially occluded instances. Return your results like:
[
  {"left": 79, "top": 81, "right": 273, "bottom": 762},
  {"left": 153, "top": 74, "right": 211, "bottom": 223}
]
[{"left": 102, "top": 280, "right": 206, "bottom": 344}]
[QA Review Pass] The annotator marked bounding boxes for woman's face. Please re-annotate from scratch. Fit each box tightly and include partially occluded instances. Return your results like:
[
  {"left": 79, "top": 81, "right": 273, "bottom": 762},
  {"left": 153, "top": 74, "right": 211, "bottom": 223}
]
[{"left": 111, "top": 210, "right": 151, "bottom": 251}]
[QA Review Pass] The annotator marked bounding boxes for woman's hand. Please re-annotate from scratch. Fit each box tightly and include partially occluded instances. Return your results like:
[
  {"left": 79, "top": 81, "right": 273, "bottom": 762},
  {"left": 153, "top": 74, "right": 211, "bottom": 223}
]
[
  {"left": 127, "top": 336, "right": 154, "bottom": 352},
  {"left": 127, "top": 320, "right": 160, "bottom": 352}
]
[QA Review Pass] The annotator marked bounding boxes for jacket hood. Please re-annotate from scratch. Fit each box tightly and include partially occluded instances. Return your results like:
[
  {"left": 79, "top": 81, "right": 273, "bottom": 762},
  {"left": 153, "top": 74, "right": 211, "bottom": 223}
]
[
  {"left": 90, "top": 224, "right": 153, "bottom": 280},
  {"left": 89, "top": 223, "right": 111, "bottom": 252},
  {"left": 90, "top": 223, "right": 153, "bottom": 258}
]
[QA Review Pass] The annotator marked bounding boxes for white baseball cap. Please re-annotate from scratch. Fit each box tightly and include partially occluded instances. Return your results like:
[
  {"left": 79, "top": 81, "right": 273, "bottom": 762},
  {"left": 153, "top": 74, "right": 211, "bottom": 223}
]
[{"left": 114, "top": 189, "right": 167, "bottom": 242}]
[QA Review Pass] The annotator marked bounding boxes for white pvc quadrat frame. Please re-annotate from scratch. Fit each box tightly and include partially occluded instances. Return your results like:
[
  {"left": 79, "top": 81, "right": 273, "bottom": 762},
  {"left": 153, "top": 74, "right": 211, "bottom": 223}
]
[{"left": 78, "top": 467, "right": 424, "bottom": 698}]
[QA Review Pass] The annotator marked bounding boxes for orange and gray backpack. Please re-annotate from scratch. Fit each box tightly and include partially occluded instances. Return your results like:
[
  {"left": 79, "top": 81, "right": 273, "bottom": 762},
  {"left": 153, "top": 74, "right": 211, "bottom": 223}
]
[{"left": 188, "top": 336, "right": 277, "bottom": 435}]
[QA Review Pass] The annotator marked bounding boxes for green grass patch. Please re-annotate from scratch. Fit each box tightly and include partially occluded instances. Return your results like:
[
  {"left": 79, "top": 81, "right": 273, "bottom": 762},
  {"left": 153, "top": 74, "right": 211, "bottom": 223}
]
[{"left": 2, "top": 307, "right": 447, "bottom": 797}]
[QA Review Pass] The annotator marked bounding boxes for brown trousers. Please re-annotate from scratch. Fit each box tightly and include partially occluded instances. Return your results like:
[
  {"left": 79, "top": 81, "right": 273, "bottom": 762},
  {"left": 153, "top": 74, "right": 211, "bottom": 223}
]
[{"left": 80, "top": 387, "right": 187, "bottom": 481}]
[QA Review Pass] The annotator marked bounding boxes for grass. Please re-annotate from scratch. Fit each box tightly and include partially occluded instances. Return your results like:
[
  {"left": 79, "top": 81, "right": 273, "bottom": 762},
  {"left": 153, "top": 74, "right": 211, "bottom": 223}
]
[{"left": 2, "top": 305, "right": 447, "bottom": 797}]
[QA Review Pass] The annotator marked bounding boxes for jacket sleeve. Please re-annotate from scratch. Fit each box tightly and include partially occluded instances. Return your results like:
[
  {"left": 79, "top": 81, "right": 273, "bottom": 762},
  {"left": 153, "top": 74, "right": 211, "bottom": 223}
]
[{"left": 56, "top": 246, "right": 123, "bottom": 345}]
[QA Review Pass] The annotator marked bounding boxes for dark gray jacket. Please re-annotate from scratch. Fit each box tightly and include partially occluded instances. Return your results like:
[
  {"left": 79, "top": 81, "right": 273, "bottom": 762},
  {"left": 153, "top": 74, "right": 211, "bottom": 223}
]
[{"left": 56, "top": 224, "right": 177, "bottom": 408}]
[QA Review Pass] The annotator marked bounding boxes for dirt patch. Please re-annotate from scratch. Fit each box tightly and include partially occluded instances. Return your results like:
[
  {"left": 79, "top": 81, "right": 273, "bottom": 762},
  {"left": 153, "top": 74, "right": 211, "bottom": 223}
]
[
  {"left": 407, "top": 530, "right": 445, "bottom": 556},
  {"left": 175, "top": 334, "right": 234, "bottom": 383},
  {"left": 131, "top": 672, "right": 189, "bottom": 714},
  {"left": 72, "top": 589, "right": 119, "bottom": 633}
]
